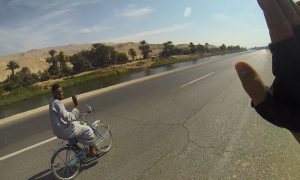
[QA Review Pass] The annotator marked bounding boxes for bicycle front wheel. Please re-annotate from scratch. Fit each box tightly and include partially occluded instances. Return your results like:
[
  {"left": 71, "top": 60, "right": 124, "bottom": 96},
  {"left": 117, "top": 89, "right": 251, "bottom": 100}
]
[
  {"left": 94, "top": 124, "right": 112, "bottom": 153},
  {"left": 50, "top": 146, "right": 81, "bottom": 180}
]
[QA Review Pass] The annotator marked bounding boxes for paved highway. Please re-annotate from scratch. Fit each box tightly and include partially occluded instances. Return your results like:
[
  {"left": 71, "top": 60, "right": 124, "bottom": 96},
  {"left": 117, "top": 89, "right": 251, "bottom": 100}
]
[{"left": 1, "top": 50, "right": 300, "bottom": 179}]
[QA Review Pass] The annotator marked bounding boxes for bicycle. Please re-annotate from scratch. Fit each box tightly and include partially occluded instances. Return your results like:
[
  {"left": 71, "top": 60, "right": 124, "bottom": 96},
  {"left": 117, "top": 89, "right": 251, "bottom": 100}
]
[{"left": 49, "top": 105, "right": 112, "bottom": 180}]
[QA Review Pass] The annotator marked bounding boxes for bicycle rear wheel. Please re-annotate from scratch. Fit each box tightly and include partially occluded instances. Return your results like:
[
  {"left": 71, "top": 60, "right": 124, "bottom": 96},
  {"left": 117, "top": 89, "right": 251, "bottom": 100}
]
[
  {"left": 93, "top": 124, "right": 112, "bottom": 153},
  {"left": 50, "top": 146, "right": 81, "bottom": 180}
]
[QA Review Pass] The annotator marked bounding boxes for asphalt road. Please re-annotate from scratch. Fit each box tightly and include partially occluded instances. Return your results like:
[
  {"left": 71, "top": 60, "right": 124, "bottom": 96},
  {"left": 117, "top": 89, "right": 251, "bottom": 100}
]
[{"left": 1, "top": 50, "right": 300, "bottom": 179}]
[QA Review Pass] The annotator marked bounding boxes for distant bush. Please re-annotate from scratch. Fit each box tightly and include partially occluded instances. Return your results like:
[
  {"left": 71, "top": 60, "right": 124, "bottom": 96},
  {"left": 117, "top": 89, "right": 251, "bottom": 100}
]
[
  {"left": 116, "top": 52, "right": 129, "bottom": 64},
  {"left": 70, "top": 54, "right": 93, "bottom": 73},
  {"left": 3, "top": 81, "right": 18, "bottom": 91},
  {"left": 38, "top": 70, "right": 51, "bottom": 81},
  {"left": 0, "top": 84, "right": 4, "bottom": 94},
  {"left": 0, "top": 89, "right": 4, "bottom": 95},
  {"left": 136, "top": 61, "right": 145, "bottom": 66},
  {"left": 14, "top": 67, "right": 39, "bottom": 87}
]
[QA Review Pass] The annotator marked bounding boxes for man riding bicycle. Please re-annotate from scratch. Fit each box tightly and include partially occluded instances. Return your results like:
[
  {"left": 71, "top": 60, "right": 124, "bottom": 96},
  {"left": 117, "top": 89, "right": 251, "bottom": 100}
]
[{"left": 49, "top": 84, "right": 99, "bottom": 157}]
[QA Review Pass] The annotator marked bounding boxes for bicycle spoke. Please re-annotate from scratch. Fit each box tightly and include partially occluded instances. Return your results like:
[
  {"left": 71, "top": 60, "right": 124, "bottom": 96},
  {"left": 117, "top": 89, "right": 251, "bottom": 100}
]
[
  {"left": 66, "top": 150, "right": 71, "bottom": 161},
  {"left": 66, "top": 166, "right": 72, "bottom": 178},
  {"left": 69, "top": 164, "right": 78, "bottom": 174},
  {"left": 56, "top": 154, "right": 66, "bottom": 166},
  {"left": 62, "top": 166, "right": 68, "bottom": 178},
  {"left": 56, "top": 167, "right": 63, "bottom": 177},
  {"left": 52, "top": 153, "right": 67, "bottom": 169}
]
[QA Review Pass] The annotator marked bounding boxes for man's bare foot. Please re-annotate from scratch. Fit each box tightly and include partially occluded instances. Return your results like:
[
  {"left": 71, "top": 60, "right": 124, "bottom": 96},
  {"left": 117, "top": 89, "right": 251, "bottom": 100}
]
[{"left": 88, "top": 146, "right": 99, "bottom": 157}]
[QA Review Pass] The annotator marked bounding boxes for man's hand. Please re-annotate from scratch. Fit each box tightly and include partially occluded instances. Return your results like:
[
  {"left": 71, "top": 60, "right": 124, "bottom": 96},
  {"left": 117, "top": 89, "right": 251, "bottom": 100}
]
[
  {"left": 236, "top": 0, "right": 300, "bottom": 106},
  {"left": 235, "top": 62, "right": 267, "bottom": 106},
  {"left": 72, "top": 95, "right": 79, "bottom": 108}
]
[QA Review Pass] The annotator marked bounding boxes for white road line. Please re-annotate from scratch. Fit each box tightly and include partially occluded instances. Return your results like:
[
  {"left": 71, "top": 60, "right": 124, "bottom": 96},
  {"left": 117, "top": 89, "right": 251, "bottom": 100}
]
[
  {"left": 0, "top": 137, "right": 57, "bottom": 162},
  {"left": 180, "top": 72, "right": 215, "bottom": 88}
]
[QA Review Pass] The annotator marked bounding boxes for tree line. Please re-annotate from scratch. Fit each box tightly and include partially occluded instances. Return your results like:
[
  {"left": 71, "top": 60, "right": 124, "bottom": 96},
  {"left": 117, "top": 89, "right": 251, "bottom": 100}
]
[
  {"left": 2, "top": 41, "right": 246, "bottom": 92},
  {"left": 160, "top": 42, "right": 246, "bottom": 57}
]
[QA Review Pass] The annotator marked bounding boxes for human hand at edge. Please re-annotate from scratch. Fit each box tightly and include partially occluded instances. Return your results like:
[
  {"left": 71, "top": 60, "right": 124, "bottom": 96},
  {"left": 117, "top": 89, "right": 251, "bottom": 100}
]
[
  {"left": 235, "top": 0, "right": 300, "bottom": 106},
  {"left": 235, "top": 62, "right": 267, "bottom": 106},
  {"left": 235, "top": 0, "right": 300, "bottom": 131},
  {"left": 72, "top": 95, "right": 79, "bottom": 108}
]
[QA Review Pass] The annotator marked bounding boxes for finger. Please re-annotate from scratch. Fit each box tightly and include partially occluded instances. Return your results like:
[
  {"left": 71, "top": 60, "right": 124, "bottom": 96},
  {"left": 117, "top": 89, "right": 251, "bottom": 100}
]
[
  {"left": 290, "top": 0, "right": 300, "bottom": 17},
  {"left": 277, "top": 0, "right": 300, "bottom": 26},
  {"left": 258, "top": 0, "right": 293, "bottom": 43},
  {"left": 235, "top": 61, "right": 267, "bottom": 106}
]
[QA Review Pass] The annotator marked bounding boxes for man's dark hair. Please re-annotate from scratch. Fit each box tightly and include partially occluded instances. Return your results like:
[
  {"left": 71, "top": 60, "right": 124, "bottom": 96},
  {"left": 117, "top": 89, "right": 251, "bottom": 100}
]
[{"left": 52, "top": 84, "right": 61, "bottom": 93}]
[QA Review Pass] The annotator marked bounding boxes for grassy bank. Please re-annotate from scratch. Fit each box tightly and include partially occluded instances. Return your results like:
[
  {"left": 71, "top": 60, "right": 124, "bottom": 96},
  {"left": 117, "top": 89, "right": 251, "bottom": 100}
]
[
  {"left": 0, "top": 68, "right": 130, "bottom": 106},
  {"left": 0, "top": 50, "right": 244, "bottom": 107},
  {"left": 151, "top": 51, "right": 238, "bottom": 68}
]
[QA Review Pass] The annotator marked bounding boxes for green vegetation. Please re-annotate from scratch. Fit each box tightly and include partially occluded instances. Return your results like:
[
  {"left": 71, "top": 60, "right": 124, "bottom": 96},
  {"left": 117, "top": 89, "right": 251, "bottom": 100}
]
[
  {"left": 59, "top": 68, "right": 128, "bottom": 89},
  {"left": 6, "top": 60, "right": 20, "bottom": 79},
  {"left": 152, "top": 50, "right": 245, "bottom": 68},
  {"left": 152, "top": 55, "right": 202, "bottom": 68},
  {"left": 0, "top": 86, "right": 48, "bottom": 106},
  {"left": 128, "top": 48, "right": 137, "bottom": 61},
  {"left": 57, "top": 51, "right": 72, "bottom": 76},
  {"left": 139, "top": 40, "right": 152, "bottom": 59},
  {"left": 3, "top": 67, "right": 39, "bottom": 91},
  {"left": 160, "top": 41, "right": 175, "bottom": 57},
  {"left": 0, "top": 68, "right": 129, "bottom": 106},
  {"left": 47, "top": 49, "right": 59, "bottom": 75},
  {"left": 70, "top": 53, "right": 93, "bottom": 73},
  {"left": 189, "top": 42, "right": 196, "bottom": 54},
  {"left": 0, "top": 40, "right": 246, "bottom": 107}
]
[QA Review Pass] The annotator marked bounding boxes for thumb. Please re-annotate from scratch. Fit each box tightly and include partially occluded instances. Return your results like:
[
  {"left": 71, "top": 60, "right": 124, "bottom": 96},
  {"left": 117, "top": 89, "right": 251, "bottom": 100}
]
[{"left": 235, "top": 61, "right": 267, "bottom": 106}]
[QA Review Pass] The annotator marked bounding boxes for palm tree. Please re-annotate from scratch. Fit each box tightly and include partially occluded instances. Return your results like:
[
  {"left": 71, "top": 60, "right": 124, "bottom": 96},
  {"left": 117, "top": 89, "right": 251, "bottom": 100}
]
[
  {"left": 57, "top": 51, "right": 69, "bottom": 75},
  {"left": 47, "top": 49, "right": 59, "bottom": 75},
  {"left": 6, "top": 61, "right": 20, "bottom": 79},
  {"left": 139, "top": 40, "right": 152, "bottom": 59},
  {"left": 189, "top": 42, "right": 196, "bottom": 54},
  {"left": 161, "top": 41, "right": 175, "bottom": 57},
  {"left": 205, "top": 43, "right": 209, "bottom": 51},
  {"left": 220, "top": 44, "right": 227, "bottom": 51},
  {"left": 46, "top": 49, "right": 57, "bottom": 65},
  {"left": 128, "top": 48, "right": 137, "bottom": 60},
  {"left": 49, "top": 49, "right": 57, "bottom": 59}
]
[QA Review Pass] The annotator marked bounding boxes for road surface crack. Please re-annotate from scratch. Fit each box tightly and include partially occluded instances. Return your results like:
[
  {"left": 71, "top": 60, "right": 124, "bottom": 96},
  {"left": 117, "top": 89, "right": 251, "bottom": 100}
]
[{"left": 181, "top": 124, "right": 233, "bottom": 157}]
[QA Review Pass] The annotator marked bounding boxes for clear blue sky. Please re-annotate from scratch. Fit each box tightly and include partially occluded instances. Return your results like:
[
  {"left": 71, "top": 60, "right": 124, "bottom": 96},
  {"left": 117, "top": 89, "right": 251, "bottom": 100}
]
[{"left": 0, "top": 0, "right": 271, "bottom": 56}]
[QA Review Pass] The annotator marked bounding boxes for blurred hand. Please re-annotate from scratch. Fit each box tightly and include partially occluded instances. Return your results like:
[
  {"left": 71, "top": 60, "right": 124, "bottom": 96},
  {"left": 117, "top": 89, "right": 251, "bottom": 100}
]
[
  {"left": 72, "top": 95, "right": 79, "bottom": 108},
  {"left": 235, "top": 62, "right": 266, "bottom": 106},
  {"left": 236, "top": 0, "right": 300, "bottom": 106}
]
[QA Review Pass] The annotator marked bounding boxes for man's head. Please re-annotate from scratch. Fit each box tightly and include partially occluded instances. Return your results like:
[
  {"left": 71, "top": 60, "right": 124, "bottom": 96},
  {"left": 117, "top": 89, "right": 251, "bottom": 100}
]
[{"left": 52, "top": 84, "right": 63, "bottom": 100}]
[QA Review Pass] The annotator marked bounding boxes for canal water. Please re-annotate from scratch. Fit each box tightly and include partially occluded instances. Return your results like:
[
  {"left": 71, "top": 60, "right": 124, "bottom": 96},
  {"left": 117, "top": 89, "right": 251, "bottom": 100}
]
[{"left": 0, "top": 52, "right": 245, "bottom": 119}]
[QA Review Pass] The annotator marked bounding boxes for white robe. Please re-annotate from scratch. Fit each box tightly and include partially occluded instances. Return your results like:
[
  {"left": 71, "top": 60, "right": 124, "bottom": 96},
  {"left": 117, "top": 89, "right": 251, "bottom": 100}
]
[{"left": 49, "top": 99, "right": 94, "bottom": 146}]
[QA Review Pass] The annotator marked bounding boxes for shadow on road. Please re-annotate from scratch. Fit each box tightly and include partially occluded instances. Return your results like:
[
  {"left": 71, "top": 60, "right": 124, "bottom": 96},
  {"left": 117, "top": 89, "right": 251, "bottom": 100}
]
[
  {"left": 28, "top": 161, "right": 98, "bottom": 180},
  {"left": 27, "top": 169, "right": 54, "bottom": 180}
]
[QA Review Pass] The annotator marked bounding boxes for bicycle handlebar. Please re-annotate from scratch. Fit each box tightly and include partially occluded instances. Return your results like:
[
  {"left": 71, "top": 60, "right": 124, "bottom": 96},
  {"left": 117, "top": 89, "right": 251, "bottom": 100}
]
[{"left": 78, "top": 104, "right": 95, "bottom": 123}]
